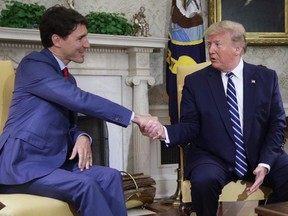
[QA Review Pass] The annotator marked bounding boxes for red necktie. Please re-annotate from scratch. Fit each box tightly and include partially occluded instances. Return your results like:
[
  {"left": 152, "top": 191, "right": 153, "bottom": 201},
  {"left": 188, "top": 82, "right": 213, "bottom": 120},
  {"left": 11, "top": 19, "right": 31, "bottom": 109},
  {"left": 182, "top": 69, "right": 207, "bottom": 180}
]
[{"left": 63, "top": 67, "right": 69, "bottom": 79}]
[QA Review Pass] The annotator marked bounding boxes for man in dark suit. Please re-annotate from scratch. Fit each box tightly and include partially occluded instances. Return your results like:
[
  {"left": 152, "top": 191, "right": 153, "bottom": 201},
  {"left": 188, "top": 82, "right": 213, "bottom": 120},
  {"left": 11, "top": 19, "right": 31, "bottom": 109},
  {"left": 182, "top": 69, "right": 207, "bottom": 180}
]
[
  {"left": 141, "top": 20, "right": 288, "bottom": 215},
  {"left": 0, "top": 5, "right": 152, "bottom": 216}
]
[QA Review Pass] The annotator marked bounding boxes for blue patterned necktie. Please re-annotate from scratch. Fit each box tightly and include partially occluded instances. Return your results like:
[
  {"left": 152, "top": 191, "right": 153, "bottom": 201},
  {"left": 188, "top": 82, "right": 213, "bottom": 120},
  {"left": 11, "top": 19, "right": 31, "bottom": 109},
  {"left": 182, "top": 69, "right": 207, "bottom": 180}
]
[{"left": 226, "top": 72, "right": 247, "bottom": 178}]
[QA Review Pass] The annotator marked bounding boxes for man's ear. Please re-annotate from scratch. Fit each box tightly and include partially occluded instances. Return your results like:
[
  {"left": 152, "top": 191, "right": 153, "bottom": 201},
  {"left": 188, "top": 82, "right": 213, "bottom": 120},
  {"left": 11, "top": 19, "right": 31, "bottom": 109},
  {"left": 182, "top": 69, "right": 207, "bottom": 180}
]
[
  {"left": 234, "top": 46, "right": 242, "bottom": 56},
  {"left": 51, "top": 34, "right": 62, "bottom": 48}
]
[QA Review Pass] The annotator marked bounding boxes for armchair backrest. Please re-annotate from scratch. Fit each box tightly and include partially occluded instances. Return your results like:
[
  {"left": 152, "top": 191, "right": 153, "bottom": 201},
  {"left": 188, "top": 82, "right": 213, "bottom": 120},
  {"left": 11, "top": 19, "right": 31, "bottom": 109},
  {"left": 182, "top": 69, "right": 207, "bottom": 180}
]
[
  {"left": 176, "top": 62, "right": 211, "bottom": 114},
  {"left": 176, "top": 62, "right": 211, "bottom": 185},
  {"left": 0, "top": 60, "right": 15, "bottom": 133}
]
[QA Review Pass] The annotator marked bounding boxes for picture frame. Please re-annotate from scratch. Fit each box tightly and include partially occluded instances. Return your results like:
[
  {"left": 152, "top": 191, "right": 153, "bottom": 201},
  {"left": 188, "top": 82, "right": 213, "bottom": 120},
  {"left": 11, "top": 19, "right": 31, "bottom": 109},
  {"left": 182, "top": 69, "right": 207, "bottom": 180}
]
[{"left": 208, "top": 0, "right": 288, "bottom": 45}]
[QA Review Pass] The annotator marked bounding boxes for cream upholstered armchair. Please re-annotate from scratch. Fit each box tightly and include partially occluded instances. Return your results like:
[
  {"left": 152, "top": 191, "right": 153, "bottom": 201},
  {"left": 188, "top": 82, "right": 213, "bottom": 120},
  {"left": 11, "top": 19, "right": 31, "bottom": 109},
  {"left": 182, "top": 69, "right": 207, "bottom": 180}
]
[
  {"left": 176, "top": 62, "right": 272, "bottom": 216},
  {"left": 0, "top": 60, "right": 79, "bottom": 216}
]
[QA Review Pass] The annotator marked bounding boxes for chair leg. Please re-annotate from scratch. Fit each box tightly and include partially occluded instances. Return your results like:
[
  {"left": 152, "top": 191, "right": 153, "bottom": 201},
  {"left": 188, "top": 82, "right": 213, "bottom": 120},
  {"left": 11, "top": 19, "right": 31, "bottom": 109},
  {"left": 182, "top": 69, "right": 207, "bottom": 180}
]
[
  {"left": 217, "top": 202, "right": 224, "bottom": 216},
  {"left": 258, "top": 199, "right": 266, "bottom": 206}
]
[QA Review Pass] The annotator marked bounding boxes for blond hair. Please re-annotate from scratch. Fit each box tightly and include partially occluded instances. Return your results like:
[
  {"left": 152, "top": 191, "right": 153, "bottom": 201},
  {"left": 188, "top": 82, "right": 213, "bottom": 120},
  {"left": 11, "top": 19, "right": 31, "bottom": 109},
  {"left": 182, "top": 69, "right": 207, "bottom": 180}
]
[{"left": 205, "top": 20, "right": 247, "bottom": 53}]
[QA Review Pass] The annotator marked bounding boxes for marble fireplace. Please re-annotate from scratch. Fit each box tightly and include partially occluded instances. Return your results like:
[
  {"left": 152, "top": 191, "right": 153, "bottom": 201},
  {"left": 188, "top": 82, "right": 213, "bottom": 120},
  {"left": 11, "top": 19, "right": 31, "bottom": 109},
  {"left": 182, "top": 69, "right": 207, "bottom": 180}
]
[{"left": 0, "top": 27, "right": 167, "bottom": 174}]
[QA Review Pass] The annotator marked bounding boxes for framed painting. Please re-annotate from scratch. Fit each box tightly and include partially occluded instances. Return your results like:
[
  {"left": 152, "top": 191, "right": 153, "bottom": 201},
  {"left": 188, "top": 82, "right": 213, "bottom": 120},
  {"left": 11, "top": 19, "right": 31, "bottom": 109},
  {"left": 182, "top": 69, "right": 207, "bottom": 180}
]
[{"left": 208, "top": 0, "right": 288, "bottom": 45}]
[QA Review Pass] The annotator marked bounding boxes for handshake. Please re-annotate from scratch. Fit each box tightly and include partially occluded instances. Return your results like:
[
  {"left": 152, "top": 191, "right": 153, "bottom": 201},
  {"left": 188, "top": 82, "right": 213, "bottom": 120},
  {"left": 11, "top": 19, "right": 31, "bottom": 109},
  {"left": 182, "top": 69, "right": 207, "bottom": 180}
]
[{"left": 132, "top": 114, "right": 166, "bottom": 140}]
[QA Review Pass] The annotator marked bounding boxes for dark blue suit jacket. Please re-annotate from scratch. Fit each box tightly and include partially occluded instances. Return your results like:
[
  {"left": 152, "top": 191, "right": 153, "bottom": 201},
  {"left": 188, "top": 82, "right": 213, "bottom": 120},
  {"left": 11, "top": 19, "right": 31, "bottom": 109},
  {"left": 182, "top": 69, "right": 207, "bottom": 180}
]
[
  {"left": 0, "top": 48, "right": 132, "bottom": 184},
  {"left": 165, "top": 62, "right": 288, "bottom": 176}
]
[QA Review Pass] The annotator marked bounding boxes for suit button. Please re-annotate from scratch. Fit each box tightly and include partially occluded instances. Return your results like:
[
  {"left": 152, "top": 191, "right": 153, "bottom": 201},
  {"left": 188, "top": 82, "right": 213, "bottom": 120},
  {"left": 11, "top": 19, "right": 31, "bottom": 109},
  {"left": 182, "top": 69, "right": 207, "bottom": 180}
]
[{"left": 228, "top": 167, "right": 233, "bottom": 172}]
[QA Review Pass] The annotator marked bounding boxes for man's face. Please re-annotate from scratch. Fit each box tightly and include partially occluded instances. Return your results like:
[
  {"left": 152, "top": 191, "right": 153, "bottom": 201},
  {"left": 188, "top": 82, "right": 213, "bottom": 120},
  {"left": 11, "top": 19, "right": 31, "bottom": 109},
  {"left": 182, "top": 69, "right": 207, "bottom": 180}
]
[
  {"left": 56, "top": 24, "right": 90, "bottom": 65},
  {"left": 206, "top": 31, "right": 241, "bottom": 72}
]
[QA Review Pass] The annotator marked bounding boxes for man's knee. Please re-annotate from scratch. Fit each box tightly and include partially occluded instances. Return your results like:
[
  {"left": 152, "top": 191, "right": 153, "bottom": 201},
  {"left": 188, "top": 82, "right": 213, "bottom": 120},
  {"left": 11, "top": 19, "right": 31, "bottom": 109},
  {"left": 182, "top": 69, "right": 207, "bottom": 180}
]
[
  {"left": 105, "top": 168, "right": 122, "bottom": 183},
  {"left": 190, "top": 165, "right": 226, "bottom": 193}
]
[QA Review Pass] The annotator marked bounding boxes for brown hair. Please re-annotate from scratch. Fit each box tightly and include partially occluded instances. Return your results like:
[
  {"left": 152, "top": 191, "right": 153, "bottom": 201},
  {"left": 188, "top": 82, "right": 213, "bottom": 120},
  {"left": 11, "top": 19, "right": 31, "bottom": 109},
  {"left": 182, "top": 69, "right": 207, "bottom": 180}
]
[{"left": 39, "top": 5, "right": 88, "bottom": 48}]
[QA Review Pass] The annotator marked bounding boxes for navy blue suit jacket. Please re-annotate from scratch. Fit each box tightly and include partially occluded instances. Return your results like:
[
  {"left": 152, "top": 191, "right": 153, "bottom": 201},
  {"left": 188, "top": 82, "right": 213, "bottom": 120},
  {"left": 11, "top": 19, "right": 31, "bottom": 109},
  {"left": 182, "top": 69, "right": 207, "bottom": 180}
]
[
  {"left": 0, "top": 48, "right": 132, "bottom": 184},
  {"left": 165, "top": 62, "right": 287, "bottom": 176}
]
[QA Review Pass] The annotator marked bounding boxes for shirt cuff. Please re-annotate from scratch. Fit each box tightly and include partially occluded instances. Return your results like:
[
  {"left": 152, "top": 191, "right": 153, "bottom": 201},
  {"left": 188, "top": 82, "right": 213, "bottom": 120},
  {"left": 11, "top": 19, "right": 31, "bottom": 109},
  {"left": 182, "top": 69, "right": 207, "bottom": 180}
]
[
  {"left": 258, "top": 163, "right": 270, "bottom": 174},
  {"left": 77, "top": 133, "right": 92, "bottom": 144},
  {"left": 162, "top": 126, "right": 170, "bottom": 146},
  {"left": 130, "top": 112, "right": 135, "bottom": 124}
]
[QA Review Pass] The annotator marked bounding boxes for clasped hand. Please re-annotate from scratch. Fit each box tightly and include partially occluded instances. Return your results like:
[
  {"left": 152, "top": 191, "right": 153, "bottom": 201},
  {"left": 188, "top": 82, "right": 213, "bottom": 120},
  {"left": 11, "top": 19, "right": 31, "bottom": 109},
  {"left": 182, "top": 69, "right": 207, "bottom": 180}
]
[{"left": 133, "top": 114, "right": 165, "bottom": 140}]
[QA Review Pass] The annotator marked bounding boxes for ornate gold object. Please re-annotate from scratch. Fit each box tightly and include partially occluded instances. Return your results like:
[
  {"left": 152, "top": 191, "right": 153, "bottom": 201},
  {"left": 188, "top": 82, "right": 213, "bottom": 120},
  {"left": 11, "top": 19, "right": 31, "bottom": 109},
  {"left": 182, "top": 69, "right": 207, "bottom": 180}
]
[
  {"left": 67, "top": 0, "right": 75, "bottom": 9},
  {"left": 132, "top": 7, "right": 150, "bottom": 37}
]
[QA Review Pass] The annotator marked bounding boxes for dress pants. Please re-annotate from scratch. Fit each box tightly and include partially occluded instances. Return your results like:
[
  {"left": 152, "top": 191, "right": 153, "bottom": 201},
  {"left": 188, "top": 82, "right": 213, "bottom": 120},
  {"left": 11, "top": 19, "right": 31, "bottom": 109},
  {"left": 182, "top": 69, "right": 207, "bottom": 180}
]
[
  {"left": 0, "top": 162, "right": 127, "bottom": 216},
  {"left": 188, "top": 153, "right": 288, "bottom": 216}
]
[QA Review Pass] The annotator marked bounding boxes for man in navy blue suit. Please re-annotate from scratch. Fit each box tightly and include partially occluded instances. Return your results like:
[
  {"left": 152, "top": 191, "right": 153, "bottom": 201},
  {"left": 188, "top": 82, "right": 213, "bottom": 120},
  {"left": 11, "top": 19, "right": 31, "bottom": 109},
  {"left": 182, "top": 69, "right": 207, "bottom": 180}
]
[
  {"left": 0, "top": 5, "right": 152, "bottom": 216},
  {"left": 141, "top": 20, "right": 288, "bottom": 215}
]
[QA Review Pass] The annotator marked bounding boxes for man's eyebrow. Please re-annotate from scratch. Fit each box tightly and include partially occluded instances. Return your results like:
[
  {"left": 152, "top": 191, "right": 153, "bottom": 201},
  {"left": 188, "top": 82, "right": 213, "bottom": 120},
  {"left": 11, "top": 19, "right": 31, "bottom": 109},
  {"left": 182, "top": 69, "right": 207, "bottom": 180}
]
[{"left": 78, "top": 34, "right": 87, "bottom": 39}]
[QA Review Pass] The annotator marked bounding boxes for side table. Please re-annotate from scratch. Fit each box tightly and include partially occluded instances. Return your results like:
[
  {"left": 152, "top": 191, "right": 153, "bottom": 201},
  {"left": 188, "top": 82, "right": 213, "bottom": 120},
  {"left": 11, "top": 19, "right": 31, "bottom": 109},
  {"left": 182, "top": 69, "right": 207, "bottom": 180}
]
[{"left": 255, "top": 201, "right": 288, "bottom": 216}]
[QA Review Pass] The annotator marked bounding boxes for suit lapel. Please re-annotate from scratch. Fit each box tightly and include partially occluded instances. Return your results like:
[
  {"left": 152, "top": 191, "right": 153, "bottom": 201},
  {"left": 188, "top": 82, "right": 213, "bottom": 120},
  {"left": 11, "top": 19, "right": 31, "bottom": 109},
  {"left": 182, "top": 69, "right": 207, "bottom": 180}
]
[
  {"left": 207, "top": 63, "right": 258, "bottom": 145},
  {"left": 207, "top": 68, "right": 235, "bottom": 140},
  {"left": 243, "top": 63, "right": 257, "bottom": 143}
]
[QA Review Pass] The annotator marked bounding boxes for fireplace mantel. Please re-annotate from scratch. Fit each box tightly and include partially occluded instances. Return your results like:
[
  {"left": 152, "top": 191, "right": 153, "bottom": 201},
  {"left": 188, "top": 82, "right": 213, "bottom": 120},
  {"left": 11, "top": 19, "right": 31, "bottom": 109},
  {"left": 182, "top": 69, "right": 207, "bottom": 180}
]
[
  {"left": 0, "top": 27, "right": 168, "bottom": 174},
  {"left": 0, "top": 27, "right": 166, "bottom": 49}
]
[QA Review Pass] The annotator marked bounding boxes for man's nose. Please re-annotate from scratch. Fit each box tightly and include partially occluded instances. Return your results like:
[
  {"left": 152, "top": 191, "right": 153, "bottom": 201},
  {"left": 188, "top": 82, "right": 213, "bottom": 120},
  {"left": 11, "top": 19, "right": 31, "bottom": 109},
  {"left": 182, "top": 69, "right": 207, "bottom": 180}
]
[
  {"left": 84, "top": 39, "right": 90, "bottom": 48},
  {"left": 208, "top": 45, "right": 215, "bottom": 54}
]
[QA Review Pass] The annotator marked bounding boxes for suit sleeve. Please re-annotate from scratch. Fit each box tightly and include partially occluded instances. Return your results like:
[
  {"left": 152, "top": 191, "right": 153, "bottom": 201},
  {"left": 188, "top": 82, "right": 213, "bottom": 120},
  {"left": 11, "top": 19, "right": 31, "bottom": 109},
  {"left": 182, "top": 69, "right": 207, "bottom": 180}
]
[
  {"left": 258, "top": 69, "right": 286, "bottom": 168},
  {"left": 18, "top": 59, "right": 132, "bottom": 128},
  {"left": 165, "top": 74, "right": 201, "bottom": 146}
]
